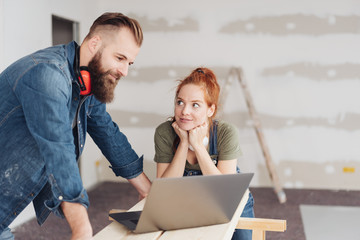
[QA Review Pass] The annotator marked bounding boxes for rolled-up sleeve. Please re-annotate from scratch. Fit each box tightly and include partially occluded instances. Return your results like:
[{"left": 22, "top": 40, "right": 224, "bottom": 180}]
[
  {"left": 44, "top": 180, "right": 89, "bottom": 219},
  {"left": 86, "top": 97, "right": 143, "bottom": 179},
  {"left": 110, "top": 155, "right": 144, "bottom": 179}
]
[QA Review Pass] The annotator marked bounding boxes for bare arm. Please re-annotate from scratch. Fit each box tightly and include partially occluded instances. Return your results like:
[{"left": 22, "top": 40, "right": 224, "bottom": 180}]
[
  {"left": 61, "top": 201, "right": 92, "bottom": 240},
  {"left": 128, "top": 172, "right": 152, "bottom": 199},
  {"left": 157, "top": 140, "right": 189, "bottom": 178},
  {"left": 190, "top": 123, "right": 237, "bottom": 175},
  {"left": 191, "top": 143, "right": 236, "bottom": 175},
  {"left": 157, "top": 122, "right": 189, "bottom": 178}
]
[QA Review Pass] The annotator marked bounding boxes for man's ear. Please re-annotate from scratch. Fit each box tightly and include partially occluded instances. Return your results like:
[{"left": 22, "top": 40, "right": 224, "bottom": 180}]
[
  {"left": 207, "top": 104, "right": 215, "bottom": 117},
  {"left": 87, "top": 35, "right": 102, "bottom": 54}
]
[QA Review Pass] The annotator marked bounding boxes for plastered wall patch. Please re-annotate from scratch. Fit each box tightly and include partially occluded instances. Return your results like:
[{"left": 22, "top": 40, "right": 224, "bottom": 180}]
[
  {"left": 325, "top": 165, "right": 335, "bottom": 174},
  {"left": 220, "top": 14, "right": 360, "bottom": 35}
]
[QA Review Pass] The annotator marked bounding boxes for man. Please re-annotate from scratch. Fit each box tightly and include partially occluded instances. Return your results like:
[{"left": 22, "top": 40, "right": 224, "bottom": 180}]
[{"left": 0, "top": 12, "right": 151, "bottom": 240}]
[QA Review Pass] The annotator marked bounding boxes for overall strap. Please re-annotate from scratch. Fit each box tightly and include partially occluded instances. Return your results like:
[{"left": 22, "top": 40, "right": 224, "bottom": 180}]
[{"left": 209, "top": 120, "right": 218, "bottom": 156}]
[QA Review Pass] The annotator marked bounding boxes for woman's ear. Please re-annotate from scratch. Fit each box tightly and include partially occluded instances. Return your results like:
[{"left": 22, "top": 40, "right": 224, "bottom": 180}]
[{"left": 207, "top": 104, "right": 215, "bottom": 117}]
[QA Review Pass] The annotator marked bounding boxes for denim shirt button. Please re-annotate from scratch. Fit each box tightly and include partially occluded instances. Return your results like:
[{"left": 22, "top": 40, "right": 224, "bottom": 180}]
[
  {"left": 80, "top": 144, "right": 83, "bottom": 148},
  {"left": 78, "top": 120, "right": 81, "bottom": 124},
  {"left": 58, "top": 196, "right": 63, "bottom": 201}
]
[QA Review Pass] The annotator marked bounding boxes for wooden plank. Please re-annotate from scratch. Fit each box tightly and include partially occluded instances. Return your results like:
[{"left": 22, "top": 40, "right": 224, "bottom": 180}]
[
  {"left": 122, "top": 231, "right": 163, "bottom": 240},
  {"left": 236, "top": 217, "right": 287, "bottom": 232},
  {"left": 93, "top": 222, "right": 130, "bottom": 239},
  {"left": 94, "top": 189, "right": 251, "bottom": 240},
  {"left": 158, "top": 189, "right": 250, "bottom": 240},
  {"left": 252, "top": 229, "right": 266, "bottom": 240}
]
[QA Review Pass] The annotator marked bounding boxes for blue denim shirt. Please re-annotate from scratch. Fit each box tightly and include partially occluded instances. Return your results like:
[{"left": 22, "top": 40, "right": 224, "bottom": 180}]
[{"left": 0, "top": 41, "right": 144, "bottom": 232}]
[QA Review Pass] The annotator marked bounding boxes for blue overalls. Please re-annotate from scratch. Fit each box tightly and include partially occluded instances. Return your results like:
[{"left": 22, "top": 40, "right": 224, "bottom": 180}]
[{"left": 183, "top": 122, "right": 255, "bottom": 240}]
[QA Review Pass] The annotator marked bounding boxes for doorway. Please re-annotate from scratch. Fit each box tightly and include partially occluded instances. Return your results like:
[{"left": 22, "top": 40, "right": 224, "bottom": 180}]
[{"left": 52, "top": 15, "right": 79, "bottom": 45}]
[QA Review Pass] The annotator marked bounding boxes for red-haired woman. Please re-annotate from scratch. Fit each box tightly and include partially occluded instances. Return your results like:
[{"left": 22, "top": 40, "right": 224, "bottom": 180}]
[{"left": 154, "top": 67, "right": 255, "bottom": 240}]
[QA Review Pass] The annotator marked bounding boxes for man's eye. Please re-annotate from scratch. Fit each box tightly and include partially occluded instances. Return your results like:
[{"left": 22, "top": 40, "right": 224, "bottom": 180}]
[
  {"left": 177, "top": 100, "right": 183, "bottom": 105},
  {"left": 193, "top": 103, "right": 199, "bottom": 108}
]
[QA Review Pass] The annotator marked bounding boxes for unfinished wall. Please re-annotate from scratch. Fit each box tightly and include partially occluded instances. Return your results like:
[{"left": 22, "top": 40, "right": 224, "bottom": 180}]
[{"left": 84, "top": 0, "right": 360, "bottom": 190}]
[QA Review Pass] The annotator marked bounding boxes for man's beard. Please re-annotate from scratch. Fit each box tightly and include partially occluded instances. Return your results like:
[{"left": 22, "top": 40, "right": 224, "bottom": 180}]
[{"left": 87, "top": 51, "right": 121, "bottom": 103}]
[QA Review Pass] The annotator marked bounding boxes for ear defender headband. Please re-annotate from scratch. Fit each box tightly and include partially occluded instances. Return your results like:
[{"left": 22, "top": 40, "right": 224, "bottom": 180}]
[{"left": 74, "top": 46, "right": 92, "bottom": 96}]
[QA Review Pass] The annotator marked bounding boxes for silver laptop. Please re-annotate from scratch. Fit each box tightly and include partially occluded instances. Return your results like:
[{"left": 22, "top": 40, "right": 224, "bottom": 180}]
[{"left": 109, "top": 173, "right": 253, "bottom": 233}]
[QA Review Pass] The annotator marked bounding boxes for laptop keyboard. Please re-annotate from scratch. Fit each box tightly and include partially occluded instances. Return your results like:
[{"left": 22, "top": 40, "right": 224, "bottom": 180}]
[{"left": 130, "top": 219, "right": 139, "bottom": 224}]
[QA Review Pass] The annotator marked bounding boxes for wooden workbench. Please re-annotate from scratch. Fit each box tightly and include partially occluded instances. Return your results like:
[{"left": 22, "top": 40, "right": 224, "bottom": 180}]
[{"left": 93, "top": 189, "right": 250, "bottom": 240}]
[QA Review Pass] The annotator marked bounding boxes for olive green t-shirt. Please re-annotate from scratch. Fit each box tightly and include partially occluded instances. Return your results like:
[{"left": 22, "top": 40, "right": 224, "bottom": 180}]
[{"left": 153, "top": 120, "right": 242, "bottom": 171}]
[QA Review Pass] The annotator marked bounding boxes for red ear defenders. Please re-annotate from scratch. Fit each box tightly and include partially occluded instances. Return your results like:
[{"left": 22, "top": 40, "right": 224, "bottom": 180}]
[
  {"left": 79, "top": 67, "right": 91, "bottom": 95},
  {"left": 74, "top": 46, "right": 92, "bottom": 96}
]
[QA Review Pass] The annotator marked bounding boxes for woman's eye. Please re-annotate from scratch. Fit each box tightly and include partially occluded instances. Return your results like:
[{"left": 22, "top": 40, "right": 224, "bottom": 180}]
[
  {"left": 177, "top": 100, "right": 184, "bottom": 105},
  {"left": 193, "top": 103, "right": 200, "bottom": 108}
]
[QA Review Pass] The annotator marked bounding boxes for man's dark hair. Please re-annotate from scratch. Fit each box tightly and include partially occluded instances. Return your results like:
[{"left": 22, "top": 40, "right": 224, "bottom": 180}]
[{"left": 84, "top": 12, "right": 143, "bottom": 46}]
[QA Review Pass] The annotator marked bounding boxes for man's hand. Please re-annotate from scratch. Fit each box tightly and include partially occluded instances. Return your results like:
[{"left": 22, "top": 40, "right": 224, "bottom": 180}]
[
  {"left": 61, "top": 201, "right": 93, "bottom": 240},
  {"left": 128, "top": 172, "right": 151, "bottom": 200}
]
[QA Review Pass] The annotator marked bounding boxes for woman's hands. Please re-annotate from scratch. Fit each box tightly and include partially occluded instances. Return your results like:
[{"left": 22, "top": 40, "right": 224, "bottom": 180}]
[
  {"left": 172, "top": 121, "right": 208, "bottom": 151},
  {"left": 170, "top": 121, "right": 237, "bottom": 176},
  {"left": 188, "top": 122, "right": 208, "bottom": 151},
  {"left": 172, "top": 121, "right": 189, "bottom": 144}
]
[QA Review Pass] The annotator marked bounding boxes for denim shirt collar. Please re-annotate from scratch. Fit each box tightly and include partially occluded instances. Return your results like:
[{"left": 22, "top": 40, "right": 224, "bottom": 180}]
[{"left": 65, "top": 41, "right": 79, "bottom": 85}]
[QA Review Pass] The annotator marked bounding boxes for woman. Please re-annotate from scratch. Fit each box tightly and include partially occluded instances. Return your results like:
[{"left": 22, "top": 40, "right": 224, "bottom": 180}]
[{"left": 153, "top": 67, "right": 254, "bottom": 240}]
